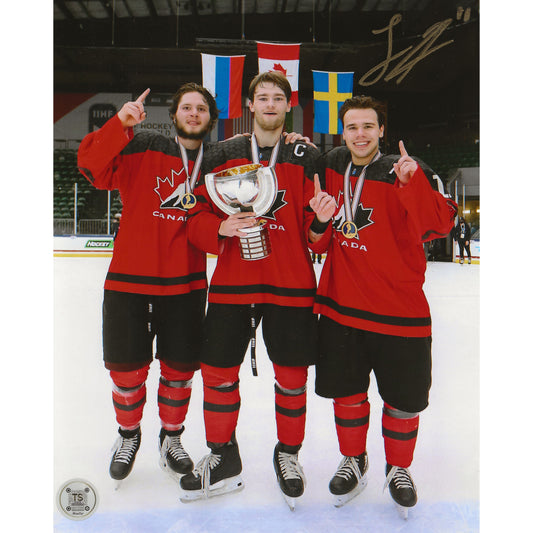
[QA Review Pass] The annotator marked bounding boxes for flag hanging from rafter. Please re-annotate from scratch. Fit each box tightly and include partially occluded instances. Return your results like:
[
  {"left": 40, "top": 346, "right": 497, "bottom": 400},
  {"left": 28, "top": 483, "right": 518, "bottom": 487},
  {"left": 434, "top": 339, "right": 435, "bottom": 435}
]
[
  {"left": 257, "top": 41, "right": 300, "bottom": 106},
  {"left": 312, "top": 70, "right": 354, "bottom": 134},
  {"left": 201, "top": 53, "right": 245, "bottom": 119}
]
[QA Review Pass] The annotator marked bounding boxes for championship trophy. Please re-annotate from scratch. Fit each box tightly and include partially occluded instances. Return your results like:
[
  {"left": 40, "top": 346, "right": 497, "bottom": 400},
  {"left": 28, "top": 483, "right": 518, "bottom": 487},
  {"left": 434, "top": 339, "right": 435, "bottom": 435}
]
[{"left": 205, "top": 163, "right": 278, "bottom": 260}]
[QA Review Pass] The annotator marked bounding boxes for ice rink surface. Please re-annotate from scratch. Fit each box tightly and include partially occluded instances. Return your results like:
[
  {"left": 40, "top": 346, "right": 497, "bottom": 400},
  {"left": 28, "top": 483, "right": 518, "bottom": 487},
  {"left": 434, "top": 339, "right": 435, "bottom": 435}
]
[{"left": 54, "top": 257, "right": 480, "bottom": 532}]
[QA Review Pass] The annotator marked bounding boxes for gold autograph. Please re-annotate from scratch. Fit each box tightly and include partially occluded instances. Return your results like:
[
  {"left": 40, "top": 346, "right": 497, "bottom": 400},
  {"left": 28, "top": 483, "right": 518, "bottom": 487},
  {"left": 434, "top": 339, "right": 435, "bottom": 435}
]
[{"left": 359, "top": 14, "right": 455, "bottom": 86}]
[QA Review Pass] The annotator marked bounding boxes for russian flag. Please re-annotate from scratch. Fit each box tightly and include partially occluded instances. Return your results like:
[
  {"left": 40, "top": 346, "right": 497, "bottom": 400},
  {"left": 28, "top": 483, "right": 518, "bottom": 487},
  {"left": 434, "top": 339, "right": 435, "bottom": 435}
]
[
  {"left": 257, "top": 42, "right": 300, "bottom": 106},
  {"left": 312, "top": 71, "right": 354, "bottom": 135},
  {"left": 202, "top": 54, "right": 245, "bottom": 119}
]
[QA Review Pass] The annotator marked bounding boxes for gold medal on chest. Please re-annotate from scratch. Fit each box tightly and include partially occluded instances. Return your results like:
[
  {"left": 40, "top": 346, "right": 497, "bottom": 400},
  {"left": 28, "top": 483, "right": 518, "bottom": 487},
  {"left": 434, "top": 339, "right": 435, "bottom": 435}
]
[
  {"left": 341, "top": 220, "right": 358, "bottom": 239},
  {"left": 181, "top": 193, "right": 197, "bottom": 210}
]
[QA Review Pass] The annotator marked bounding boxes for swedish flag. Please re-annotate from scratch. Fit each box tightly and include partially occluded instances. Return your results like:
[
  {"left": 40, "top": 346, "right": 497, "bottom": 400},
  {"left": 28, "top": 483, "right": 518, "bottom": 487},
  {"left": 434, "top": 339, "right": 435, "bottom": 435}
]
[{"left": 312, "top": 71, "right": 354, "bottom": 134}]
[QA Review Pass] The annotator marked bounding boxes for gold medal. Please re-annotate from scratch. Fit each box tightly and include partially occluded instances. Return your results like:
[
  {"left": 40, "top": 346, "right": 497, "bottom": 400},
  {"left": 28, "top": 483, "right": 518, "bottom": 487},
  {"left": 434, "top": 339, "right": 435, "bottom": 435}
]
[
  {"left": 181, "top": 193, "right": 197, "bottom": 210},
  {"left": 341, "top": 221, "right": 358, "bottom": 239}
]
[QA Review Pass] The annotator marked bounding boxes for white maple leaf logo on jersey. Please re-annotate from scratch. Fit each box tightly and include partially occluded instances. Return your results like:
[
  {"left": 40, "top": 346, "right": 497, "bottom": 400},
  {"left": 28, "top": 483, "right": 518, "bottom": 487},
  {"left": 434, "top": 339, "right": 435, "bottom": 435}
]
[{"left": 154, "top": 169, "right": 187, "bottom": 210}]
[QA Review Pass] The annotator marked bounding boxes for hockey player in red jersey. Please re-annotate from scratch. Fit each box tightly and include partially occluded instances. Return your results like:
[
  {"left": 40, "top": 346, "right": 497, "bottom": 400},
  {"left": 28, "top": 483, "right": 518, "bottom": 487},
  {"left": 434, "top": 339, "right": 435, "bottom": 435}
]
[
  {"left": 180, "top": 71, "right": 335, "bottom": 509},
  {"left": 311, "top": 96, "right": 458, "bottom": 517},
  {"left": 77, "top": 84, "right": 219, "bottom": 486}
]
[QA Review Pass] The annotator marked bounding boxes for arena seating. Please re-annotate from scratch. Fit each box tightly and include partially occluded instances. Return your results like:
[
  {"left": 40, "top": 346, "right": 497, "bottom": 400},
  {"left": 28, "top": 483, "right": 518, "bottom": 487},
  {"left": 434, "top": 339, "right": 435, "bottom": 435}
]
[
  {"left": 414, "top": 143, "right": 479, "bottom": 180},
  {"left": 54, "top": 148, "right": 122, "bottom": 224}
]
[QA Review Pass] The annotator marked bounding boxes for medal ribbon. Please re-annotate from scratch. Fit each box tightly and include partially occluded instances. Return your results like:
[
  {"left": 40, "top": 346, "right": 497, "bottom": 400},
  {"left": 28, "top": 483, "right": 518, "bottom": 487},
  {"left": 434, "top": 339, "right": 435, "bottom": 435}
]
[
  {"left": 343, "top": 151, "right": 381, "bottom": 224},
  {"left": 251, "top": 133, "right": 281, "bottom": 168},
  {"left": 177, "top": 140, "right": 204, "bottom": 194}
]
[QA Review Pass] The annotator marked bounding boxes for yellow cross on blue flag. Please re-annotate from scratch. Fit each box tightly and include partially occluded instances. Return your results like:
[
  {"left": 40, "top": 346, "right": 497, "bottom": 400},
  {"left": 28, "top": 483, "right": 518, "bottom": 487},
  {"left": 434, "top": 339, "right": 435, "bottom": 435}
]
[{"left": 312, "top": 71, "right": 354, "bottom": 134}]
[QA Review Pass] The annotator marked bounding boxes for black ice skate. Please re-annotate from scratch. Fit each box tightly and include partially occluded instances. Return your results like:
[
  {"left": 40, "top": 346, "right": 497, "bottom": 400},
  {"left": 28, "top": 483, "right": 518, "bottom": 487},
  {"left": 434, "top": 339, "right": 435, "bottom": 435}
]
[
  {"left": 384, "top": 464, "right": 417, "bottom": 519},
  {"left": 159, "top": 427, "right": 194, "bottom": 481},
  {"left": 179, "top": 438, "right": 244, "bottom": 502},
  {"left": 329, "top": 452, "right": 369, "bottom": 507},
  {"left": 109, "top": 427, "right": 141, "bottom": 488},
  {"left": 273, "top": 442, "right": 306, "bottom": 511}
]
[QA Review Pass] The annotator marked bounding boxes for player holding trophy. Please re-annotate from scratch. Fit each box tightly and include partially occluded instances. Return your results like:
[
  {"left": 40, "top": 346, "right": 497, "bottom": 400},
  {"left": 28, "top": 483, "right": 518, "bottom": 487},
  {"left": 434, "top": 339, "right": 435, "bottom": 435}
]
[{"left": 181, "top": 71, "right": 335, "bottom": 509}]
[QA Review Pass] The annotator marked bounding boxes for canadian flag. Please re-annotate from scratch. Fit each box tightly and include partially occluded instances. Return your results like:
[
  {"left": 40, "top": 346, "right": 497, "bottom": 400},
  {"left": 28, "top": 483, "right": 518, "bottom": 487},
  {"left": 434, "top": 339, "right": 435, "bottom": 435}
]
[{"left": 256, "top": 41, "right": 300, "bottom": 106}]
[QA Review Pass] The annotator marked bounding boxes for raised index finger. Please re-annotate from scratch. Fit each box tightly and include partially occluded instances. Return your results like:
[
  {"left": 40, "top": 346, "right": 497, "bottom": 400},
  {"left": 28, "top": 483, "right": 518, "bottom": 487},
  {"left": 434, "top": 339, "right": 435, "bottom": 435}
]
[
  {"left": 136, "top": 88, "right": 151, "bottom": 104},
  {"left": 399, "top": 140, "right": 408, "bottom": 157},
  {"left": 314, "top": 173, "right": 322, "bottom": 196}
]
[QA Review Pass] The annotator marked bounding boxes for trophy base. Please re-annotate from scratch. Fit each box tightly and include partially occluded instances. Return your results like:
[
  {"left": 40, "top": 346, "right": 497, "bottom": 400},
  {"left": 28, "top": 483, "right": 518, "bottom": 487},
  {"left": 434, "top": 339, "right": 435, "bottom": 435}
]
[{"left": 239, "top": 220, "right": 272, "bottom": 261}]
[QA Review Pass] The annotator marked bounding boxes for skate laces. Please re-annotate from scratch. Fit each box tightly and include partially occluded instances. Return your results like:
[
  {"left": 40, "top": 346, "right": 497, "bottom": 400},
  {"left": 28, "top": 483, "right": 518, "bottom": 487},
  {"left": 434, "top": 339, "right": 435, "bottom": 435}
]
[
  {"left": 278, "top": 451, "right": 306, "bottom": 483},
  {"left": 335, "top": 456, "right": 363, "bottom": 481},
  {"left": 384, "top": 466, "right": 416, "bottom": 492},
  {"left": 162, "top": 435, "right": 189, "bottom": 461},
  {"left": 192, "top": 451, "right": 222, "bottom": 496},
  {"left": 112, "top": 435, "right": 139, "bottom": 465}
]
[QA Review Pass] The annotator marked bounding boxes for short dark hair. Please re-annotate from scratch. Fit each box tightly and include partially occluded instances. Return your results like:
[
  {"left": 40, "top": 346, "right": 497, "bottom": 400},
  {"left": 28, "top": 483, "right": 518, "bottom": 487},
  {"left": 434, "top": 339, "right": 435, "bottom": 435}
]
[
  {"left": 339, "top": 95, "right": 387, "bottom": 128},
  {"left": 168, "top": 82, "right": 219, "bottom": 133},
  {"left": 248, "top": 71, "right": 292, "bottom": 103}
]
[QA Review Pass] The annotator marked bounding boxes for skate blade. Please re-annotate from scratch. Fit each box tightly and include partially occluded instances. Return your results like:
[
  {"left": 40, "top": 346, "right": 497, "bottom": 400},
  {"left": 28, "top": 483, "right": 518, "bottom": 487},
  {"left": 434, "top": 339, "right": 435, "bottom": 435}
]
[
  {"left": 282, "top": 494, "right": 297, "bottom": 511},
  {"left": 113, "top": 479, "right": 123, "bottom": 491},
  {"left": 279, "top": 488, "right": 305, "bottom": 511},
  {"left": 332, "top": 477, "right": 368, "bottom": 508},
  {"left": 394, "top": 503, "right": 411, "bottom": 520},
  {"left": 179, "top": 475, "right": 244, "bottom": 503}
]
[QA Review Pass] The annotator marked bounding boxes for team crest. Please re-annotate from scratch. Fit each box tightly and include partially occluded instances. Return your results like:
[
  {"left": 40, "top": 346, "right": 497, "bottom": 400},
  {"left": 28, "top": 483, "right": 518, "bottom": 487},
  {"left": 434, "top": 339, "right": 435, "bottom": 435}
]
[
  {"left": 154, "top": 169, "right": 188, "bottom": 210},
  {"left": 262, "top": 189, "right": 288, "bottom": 220},
  {"left": 332, "top": 192, "right": 374, "bottom": 239}
]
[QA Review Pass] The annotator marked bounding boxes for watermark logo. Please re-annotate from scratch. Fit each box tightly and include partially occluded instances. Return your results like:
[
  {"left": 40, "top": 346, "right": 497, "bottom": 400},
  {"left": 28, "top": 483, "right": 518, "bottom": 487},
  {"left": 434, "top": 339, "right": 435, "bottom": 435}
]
[{"left": 57, "top": 479, "right": 98, "bottom": 521}]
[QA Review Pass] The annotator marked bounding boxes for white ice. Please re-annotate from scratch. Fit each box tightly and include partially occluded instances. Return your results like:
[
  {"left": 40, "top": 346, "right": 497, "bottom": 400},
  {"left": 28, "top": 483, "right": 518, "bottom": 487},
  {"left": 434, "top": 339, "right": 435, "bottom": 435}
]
[{"left": 53, "top": 257, "right": 480, "bottom": 532}]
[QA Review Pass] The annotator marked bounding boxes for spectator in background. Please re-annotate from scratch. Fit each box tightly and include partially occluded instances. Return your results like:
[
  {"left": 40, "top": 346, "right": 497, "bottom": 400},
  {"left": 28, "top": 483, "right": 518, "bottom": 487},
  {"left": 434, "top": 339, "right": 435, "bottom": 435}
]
[
  {"left": 453, "top": 216, "right": 472, "bottom": 264},
  {"left": 111, "top": 212, "right": 121, "bottom": 239}
]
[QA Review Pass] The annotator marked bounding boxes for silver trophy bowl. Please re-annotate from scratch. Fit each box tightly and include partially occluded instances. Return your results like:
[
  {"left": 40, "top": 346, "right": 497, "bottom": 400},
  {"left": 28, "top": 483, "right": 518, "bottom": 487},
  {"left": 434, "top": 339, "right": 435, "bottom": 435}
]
[{"left": 205, "top": 163, "right": 278, "bottom": 260}]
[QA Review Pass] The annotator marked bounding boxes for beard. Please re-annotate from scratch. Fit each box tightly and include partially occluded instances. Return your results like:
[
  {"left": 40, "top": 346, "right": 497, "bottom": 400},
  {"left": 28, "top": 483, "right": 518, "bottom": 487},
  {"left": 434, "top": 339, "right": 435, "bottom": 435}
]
[
  {"left": 174, "top": 120, "right": 210, "bottom": 140},
  {"left": 254, "top": 113, "right": 285, "bottom": 132}
]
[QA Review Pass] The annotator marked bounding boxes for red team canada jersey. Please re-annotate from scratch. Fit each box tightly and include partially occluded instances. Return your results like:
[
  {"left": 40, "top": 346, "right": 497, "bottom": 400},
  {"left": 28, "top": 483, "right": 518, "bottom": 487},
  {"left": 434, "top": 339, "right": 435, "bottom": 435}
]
[
  {"left": 187, "top": 135, "right": 320, "bottom": 307},
  {"left": 77, "top": 114, "right": 207, "bottom": 296},
  {"left": 314, "top": 147, "right": 457, "bottom": 337}
]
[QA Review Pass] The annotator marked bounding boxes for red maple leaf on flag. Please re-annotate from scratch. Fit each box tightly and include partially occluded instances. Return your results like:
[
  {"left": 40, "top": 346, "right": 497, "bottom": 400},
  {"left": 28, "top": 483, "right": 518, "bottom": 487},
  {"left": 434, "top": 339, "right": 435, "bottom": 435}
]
[{"left": 272, "top": 63, "right": 287, "bottom": 77}]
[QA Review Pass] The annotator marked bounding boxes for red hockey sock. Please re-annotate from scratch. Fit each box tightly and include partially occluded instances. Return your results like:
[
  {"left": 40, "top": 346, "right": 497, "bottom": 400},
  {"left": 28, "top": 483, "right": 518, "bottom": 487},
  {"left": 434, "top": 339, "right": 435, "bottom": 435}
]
[
  {"left": 273, "top": 364, "right": 308, "bottom": 447},
  {"left": 158, "top": 361, "right": 195, "bottom": 432},
  {"left": 201, "top": 363, "right": 241, "bottom": 445},
  {"left": 109, "top": 366, "right": 149, "bottom": 430},
  {"left": 333, "top": 393, "right": 370, "bottom": 457},
  {"left": 382, "top": 403, "right": 419, "bottom": 468}
]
